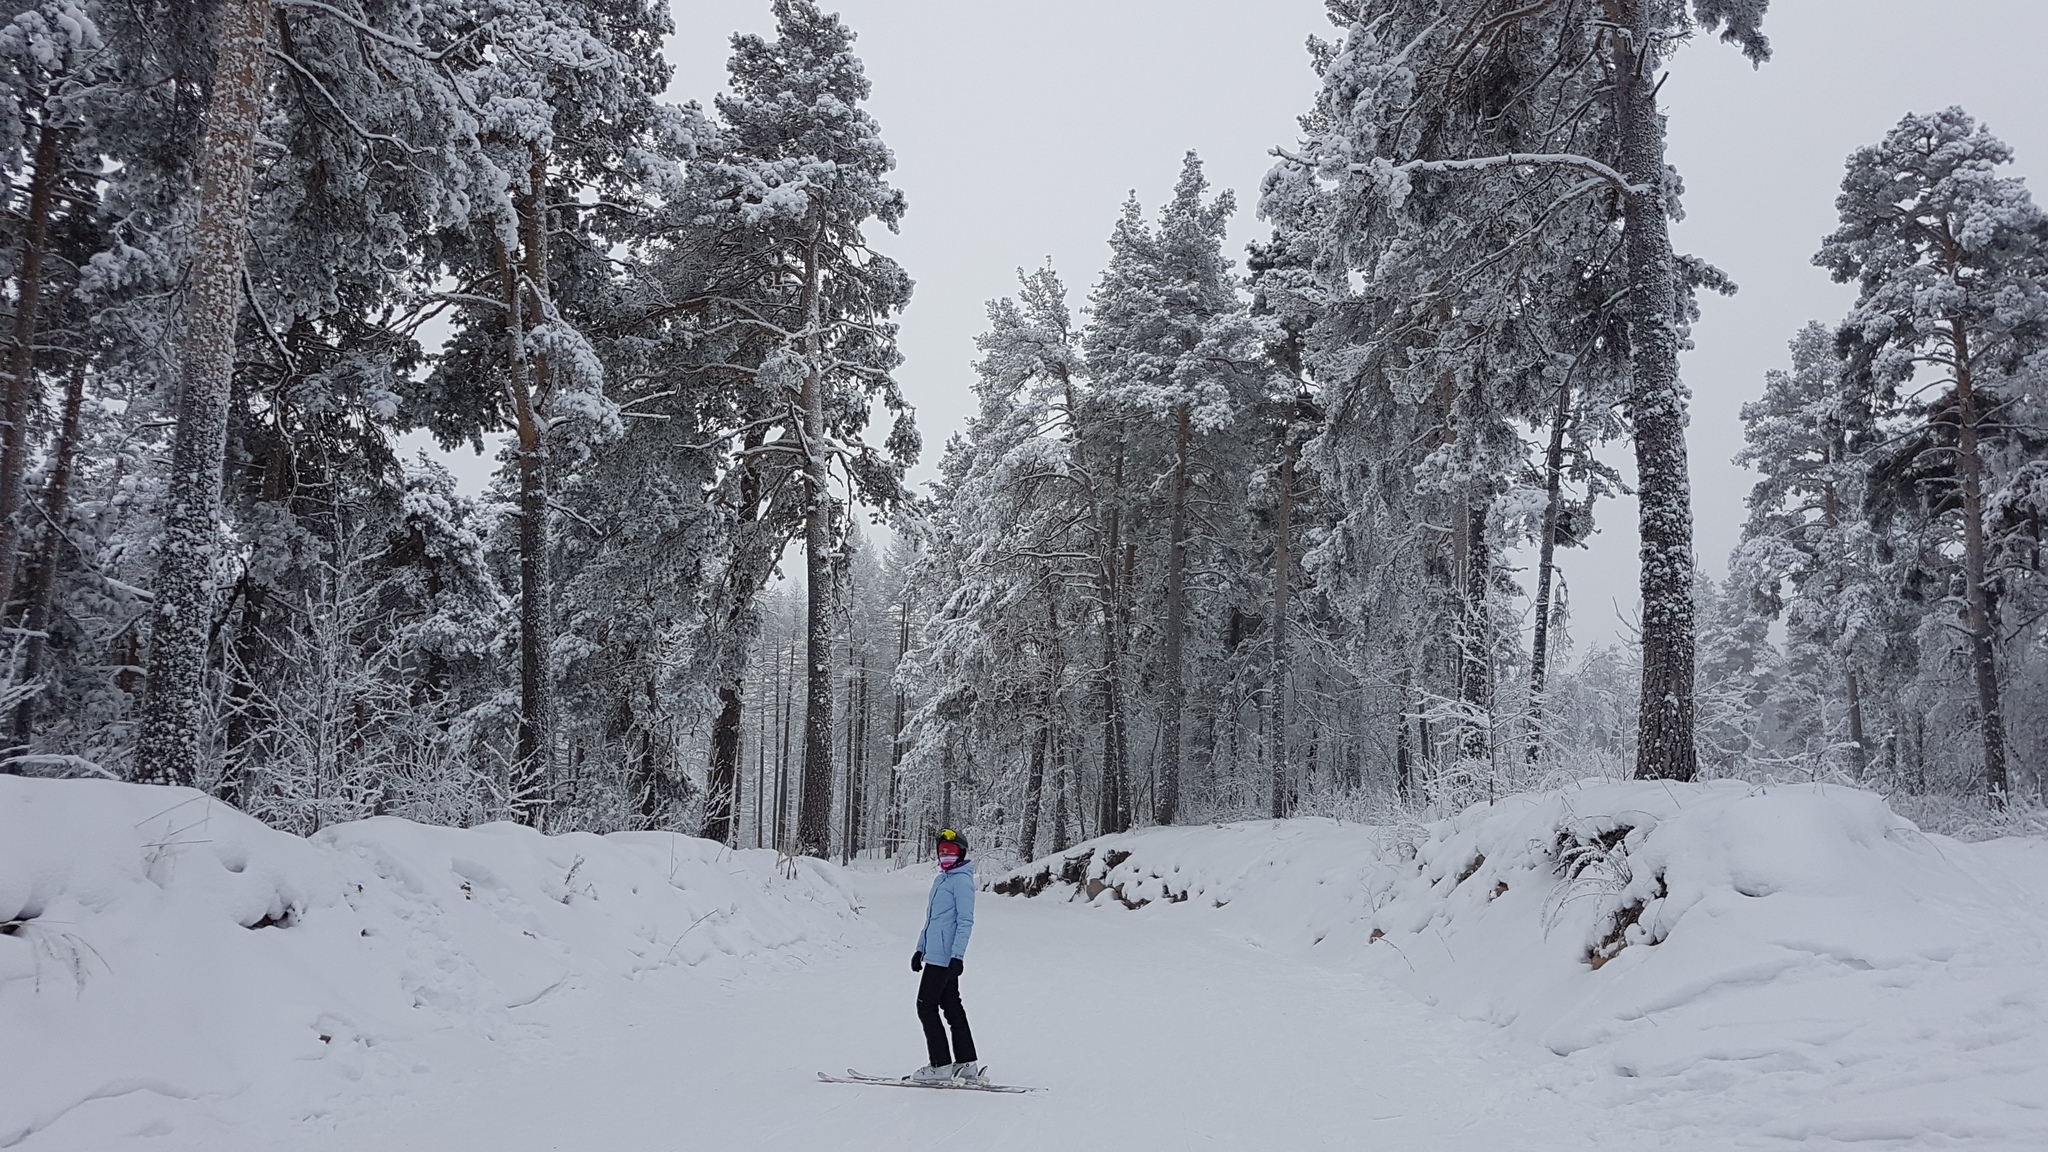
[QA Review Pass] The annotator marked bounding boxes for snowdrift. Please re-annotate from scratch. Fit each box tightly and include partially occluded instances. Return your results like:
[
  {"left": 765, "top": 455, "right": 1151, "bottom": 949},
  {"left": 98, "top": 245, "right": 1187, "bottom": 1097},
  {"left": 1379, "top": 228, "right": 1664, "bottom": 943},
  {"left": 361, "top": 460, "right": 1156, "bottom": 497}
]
[
  {"left": 996, "top": 781, "right": 2048, "bottom": 1147},
  {"left": 0, "top": 777, "right": 866, "bottom": 1148}
]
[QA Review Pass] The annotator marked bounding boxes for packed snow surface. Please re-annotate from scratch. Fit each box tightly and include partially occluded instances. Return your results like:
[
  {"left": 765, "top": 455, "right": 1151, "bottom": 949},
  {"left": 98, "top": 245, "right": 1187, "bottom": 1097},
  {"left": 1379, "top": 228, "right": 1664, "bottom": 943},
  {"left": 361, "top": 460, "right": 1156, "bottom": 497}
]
[{"left": 4, "top": 776, "right": 2045, "bottom": 1149}]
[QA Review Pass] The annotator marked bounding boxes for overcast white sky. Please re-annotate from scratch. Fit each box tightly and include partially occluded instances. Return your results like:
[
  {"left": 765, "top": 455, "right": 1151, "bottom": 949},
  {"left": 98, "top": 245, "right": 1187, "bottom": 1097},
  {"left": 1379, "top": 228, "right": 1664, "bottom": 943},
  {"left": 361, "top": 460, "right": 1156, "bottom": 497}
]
[{"left": 439, "top": 1, "right": 2048, "bottom": 647}]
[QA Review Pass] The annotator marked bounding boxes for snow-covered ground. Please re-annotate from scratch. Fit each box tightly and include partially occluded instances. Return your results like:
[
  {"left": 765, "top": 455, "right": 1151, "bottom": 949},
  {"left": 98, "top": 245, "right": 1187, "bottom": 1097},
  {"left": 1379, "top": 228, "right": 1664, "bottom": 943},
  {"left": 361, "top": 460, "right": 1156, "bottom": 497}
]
[
  {"left": 999, "top": 781, "right": 2048, "bottom": 1148},
  {"left": 0, "top": 778, "right": 867, "bottom": 1149},
  {"left": 5, "top": 776, "right": 2045, "bottom": 1150}
]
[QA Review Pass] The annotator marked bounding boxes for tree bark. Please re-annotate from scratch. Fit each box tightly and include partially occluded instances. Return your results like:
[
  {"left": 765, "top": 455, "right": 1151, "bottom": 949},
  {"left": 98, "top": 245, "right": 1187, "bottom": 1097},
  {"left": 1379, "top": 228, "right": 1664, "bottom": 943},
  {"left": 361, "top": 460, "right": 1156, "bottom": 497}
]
[
  {"left": 1820, "top": 433, "right": 1871, "bottom": 784},
  {"left": 1951, "top": 322, "right": 2007, "bottom": 805},
  {"left": 1396, "top": 665, "right": 1415, "bottom": 800},
  {"left": 1610, "top": 4, "right": 1699, "bottom": 783},
  {"left": 776, "top": 641, "right": 795, "bottom": 849},
  {"left": 506, "top": 229, "right": 549, "bottom": 817},
  {"left": 1527, "top": 379, "right": 1573, "bottom": 765},
  {"left": 14, "top": 360, "right": 86, "bottom": 746},
  {"left": 755, "top": 660, "right": 771, "bottom": 847},
  {"left": 888, "top": 596, "right": 907, "bottom": 855},
  {"left": 853, "top": 669, "right": 870, "bottom": 857},
  {"left": 1268, "top": 428, "right": 1295, "bottom": 819},
  {"left": 136, "top": 0, "right": 269, "bottom": 786},
  {"left": 1050, "top": 730, "right": 1071, "bottom": 853},
  {"left": 796, "top": 220, "right": 836, "bottom": 856},
  {"left": 1844, "top": 667, "right": 1869, "bottom": 781},
  {"left": 1096, "top": 443, "right": 1131, "bottom": 835},
  {"left": 1019, "top": 715, "right": 1048, "bottom": 860},
  {"left": 1158, "top": 404, "right": 1189, "bottom": 825},
  {"left": 839, "top": 665, "right": 859, "bottom": 862},
  {"left": 1458, "top": 501, "right": 1492, "bottom": 762},
  {"left": 703, "top": 685, "right": 743, "bottom": 842}
]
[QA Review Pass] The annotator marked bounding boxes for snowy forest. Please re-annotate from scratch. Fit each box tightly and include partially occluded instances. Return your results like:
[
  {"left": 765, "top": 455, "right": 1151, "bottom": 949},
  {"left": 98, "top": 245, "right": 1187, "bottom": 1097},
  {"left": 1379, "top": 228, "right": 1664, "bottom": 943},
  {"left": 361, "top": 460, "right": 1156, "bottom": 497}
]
[{"left": 4, "top": 0, "right": 2047, "bottom": 864}]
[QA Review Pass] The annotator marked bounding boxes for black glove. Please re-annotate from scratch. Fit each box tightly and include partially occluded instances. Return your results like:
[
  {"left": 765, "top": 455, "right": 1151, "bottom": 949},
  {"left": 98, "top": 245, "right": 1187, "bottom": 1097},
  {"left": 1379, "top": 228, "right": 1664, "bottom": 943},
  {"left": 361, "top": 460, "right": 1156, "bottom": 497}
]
[
  {"left": 911, "top": 951, "right": 923, "bottom": 972},
  {"left": 948, "top": 957, "right": 964, "bottom": 976}
]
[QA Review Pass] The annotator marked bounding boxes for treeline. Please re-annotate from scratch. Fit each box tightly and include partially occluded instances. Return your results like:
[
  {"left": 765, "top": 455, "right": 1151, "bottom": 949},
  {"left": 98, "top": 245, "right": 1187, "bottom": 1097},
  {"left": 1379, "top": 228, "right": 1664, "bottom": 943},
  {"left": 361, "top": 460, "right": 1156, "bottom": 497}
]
[
  {"left": 10, "top": 0, "right": 2042, "bottom": 860},
  {"left": 0, "top": 0, "right": 915, "bottom": 843},
  {"left": 892, "top": 1, "right": 2046, "bottom": 861}
]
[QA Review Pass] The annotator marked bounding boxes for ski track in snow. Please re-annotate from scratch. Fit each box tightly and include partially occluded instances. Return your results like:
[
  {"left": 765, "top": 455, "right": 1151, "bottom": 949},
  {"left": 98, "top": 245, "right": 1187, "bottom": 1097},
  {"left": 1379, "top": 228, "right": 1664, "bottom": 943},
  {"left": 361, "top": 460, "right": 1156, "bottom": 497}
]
[
  {"left": 15, "top": 862, "right": 1623, "bottom": 1151},
  {"left": 248, "top": 869, "right": 1611, "bottom": 1152}
]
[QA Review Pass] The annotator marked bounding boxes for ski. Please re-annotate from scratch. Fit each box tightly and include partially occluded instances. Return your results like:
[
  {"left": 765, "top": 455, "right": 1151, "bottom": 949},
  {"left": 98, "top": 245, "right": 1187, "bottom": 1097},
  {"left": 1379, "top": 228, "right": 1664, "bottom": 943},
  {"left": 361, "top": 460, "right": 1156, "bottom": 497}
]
[{"left": 818, "top": 1068, "right": 1041, "bottom": 1094}]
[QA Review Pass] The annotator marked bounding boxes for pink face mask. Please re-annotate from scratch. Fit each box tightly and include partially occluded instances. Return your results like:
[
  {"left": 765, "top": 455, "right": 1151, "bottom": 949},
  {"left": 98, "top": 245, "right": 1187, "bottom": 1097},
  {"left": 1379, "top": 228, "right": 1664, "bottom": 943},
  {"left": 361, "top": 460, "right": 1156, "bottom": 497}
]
[{"left": 938, "top": 846, "right": 963, "bottom": 870}]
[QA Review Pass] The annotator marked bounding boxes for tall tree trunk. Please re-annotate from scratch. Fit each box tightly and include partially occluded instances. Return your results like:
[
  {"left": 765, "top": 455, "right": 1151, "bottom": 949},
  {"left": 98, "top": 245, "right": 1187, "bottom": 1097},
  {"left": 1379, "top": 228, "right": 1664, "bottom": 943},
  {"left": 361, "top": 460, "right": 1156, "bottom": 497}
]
[
  {"left": 853, "top": 670, "right": 870, "bottom": 857},
  {"left": 889, "top": 596, "right": 907, "bottom": 855},
  {"left": 1611, "top": 4, "right": 1698, "bottom": 783},
  {"left": 1019, "top": 714, "right": 1048, "bottom": 861},
  {"left": 755, "top": 666, "right": 770, "bottom": 847},
  {"left": 1820, "top": 440, "right": 1871, "bottom": 784},
  {"left": 701, "top": 430, "right": 785, "bottom": 842},
  {"left": 1050, "top": 730, "right": 1071, "bottom": 854},
  {"left": 1158, "top": 405, "right": 1189, "bottom": 825},
  {"left": 1458, "top": 502, "right": 1492, "bottom": 762},
  {"left": 1911, "top": 712, "right": 1926, "bottom": 792},
  {"left": 1096, "top": 446, "right": 1130, "bottom": 835},
  {"left": 839, "top": 666, "right": 857, "bottom": 862},
  {"left": 776, "top": 641, "right": 795, "bottom": 849},
  {"left": 1268, "top": 430, "right": 1295, "bottom": 819},
  {"left": 941, "top": 741, "right": 954, "bottom": 830},
  {"left": 506, "top": 243, "right": 547, "bottom": 816},
  {"left": 1526, "top": 379, "right": 1573, "bottom": 765},
  {"left": 136, "top": 0, "right": 269, "bottom": 786},
  {"left": 1396, "top": 665, "right": 1414, "bottom": 800},
  {"left": 14, "top": 360, "right": 85, "bottom": 745},
  {"left": 703, "top": 686, "right": 742, "bottom": 842},
  {"left": 1844, "top": 668, "right": 1869, "bottom": 781},
  {"left": 0, "top": 120, "right": 64, "bottom": 627},
  {"left": 796, "top": 221, "right": 836, "bottom": 856},
  {"left": 1951, "top": 323, "right": 2007, "bottom": 804}
]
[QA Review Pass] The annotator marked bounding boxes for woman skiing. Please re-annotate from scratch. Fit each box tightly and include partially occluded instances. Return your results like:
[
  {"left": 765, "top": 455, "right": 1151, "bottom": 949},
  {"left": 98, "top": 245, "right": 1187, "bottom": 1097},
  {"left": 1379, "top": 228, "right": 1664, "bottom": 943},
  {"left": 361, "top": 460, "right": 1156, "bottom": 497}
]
[{"left": 910, "top": 827, "right": 981, "bottom": 1084}]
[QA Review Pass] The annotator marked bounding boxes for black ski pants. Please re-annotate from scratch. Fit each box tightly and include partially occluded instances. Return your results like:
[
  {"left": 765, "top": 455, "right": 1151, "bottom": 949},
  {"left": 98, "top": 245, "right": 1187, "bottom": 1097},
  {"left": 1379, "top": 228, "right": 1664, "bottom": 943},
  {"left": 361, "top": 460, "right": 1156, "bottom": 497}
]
[{"left": 916, "top": 963, "right": 977, "bottom": 1066}]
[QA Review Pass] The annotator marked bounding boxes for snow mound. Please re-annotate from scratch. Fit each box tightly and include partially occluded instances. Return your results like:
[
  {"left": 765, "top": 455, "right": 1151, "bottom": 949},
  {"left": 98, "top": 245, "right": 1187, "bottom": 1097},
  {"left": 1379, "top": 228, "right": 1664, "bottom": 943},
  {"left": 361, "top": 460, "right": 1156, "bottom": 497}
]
[
  {"left": 0, "top": 777, "right": 865, "bottom": 1148},
  {"left": 997, "top": 780, "right": 2048, "bottom": 1148}
]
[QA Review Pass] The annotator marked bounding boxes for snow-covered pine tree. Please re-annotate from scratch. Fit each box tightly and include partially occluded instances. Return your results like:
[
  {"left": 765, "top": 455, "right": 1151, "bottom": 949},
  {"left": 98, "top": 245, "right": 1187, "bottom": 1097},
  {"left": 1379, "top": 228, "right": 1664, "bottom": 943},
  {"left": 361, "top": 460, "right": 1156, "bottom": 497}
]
[
  {"left": 212, "top": 0, "right": 517, "bottom": 810},
  {"left": 416, "top": 0, "right": 681, "bottom": 822},
  {"left": 899, "top": 264, "right": 1092, "bottom": 854},
  {"left": 1080, "top": 154, "right": 1274, "bottom": 826},
  {"left": 1598, "top": 0, "right": 1769, "bottom": 784},
  {"left": 1261, "top": 0, "right": 1762, "bottom": 791},
  {"left": 1730, "top": 322, "right": 1891, "bottom": 779},
  {"left": 686, "top": 0, "right": 915, "bottom": 856},
  {"left": 1261, "top": 2, "right": 1630, "bottom": 799},
  {"left": 0, "top": 4, "right": 103, "bottom": 634},
  {"left": 1817, "top": 108, "right": 2048, "bottom": 806},
  {"left": 0, "top": 2, "right": 132, "bottom": 760}
]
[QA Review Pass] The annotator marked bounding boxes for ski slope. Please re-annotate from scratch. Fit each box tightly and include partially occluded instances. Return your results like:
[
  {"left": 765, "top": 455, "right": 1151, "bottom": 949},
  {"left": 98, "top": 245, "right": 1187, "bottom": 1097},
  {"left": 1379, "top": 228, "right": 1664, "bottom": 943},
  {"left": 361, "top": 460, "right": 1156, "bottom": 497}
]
[{"left": 5, "top": 777, "right": 2045, "bottom": 1150}]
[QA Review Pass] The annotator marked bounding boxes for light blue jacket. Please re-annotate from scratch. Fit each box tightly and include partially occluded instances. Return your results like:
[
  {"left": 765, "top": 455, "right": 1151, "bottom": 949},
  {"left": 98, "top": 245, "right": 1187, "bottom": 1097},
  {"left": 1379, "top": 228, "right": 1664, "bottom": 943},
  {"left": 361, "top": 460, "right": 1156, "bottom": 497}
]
[{"left": 917, "top": 860, "right": 976, "bottom": 964}]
